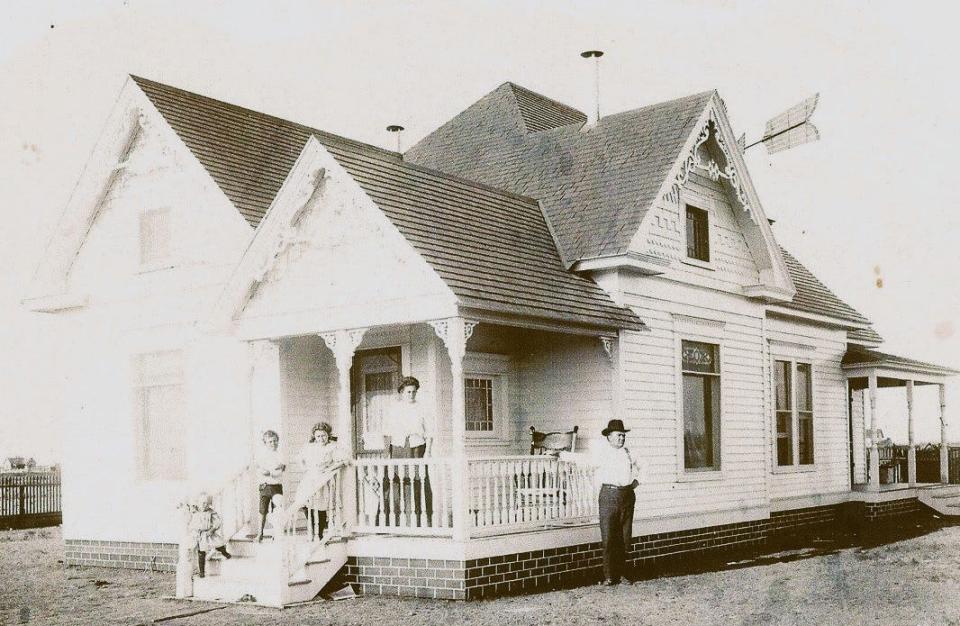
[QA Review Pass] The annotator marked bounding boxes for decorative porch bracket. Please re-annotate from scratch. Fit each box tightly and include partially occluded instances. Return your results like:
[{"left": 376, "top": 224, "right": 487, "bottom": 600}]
[
  {"left": 320, "top": 327, "right": 368, "bottom": 528},
  {"left": 429, "top": 318, "right": 477, "bottom": 541},
  {"left": 599, "top": 336, "right": 615, "bottom": 361}
]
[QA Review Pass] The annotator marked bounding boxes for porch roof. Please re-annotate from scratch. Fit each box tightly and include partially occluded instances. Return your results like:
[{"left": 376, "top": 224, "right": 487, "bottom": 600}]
[
  {"left": 842, "top": 346, "right": 959, "bottom": 386},
  {"left": 131, "top": 76, "right": 646, "bottom": 333}
]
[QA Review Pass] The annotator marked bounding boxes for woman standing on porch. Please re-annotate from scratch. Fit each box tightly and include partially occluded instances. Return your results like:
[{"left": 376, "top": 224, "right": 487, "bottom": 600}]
[{"left": 384, "top": 376, "right": 433, "bottom": 525}]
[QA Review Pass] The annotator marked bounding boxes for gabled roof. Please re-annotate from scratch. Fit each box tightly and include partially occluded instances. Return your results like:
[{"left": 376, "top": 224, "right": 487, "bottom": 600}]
[
  {"left": 130, "top": 76, "right": 644, "bottom": 332},
  {"left": 848, "top": 327, "right": 884, "bottom": 345},
  {"left": 406, "top": 83, "right": 714, "bottom": 264},
  {"left": 778, "top": 248, "right": 872, "bottom": 325},
  {"left": 508, "top": 83, "right": 588, "bottom": 133}
]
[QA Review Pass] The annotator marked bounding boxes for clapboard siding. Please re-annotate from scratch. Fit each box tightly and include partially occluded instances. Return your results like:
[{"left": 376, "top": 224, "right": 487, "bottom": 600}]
[
  {"left": 514, "top": 334, "right": 614, "bottom": 451},
  {"left": 641, "top": 167, "right": 761, "bottom": 292},
  {"left": 59, "top": 119, "right": 253, "bottom": 544},
  {"left": 619, "top": 280, "right": 768, "bottom": 519},
  {"left": 766, "top": 317, "right": 851, "bottom": 500}
]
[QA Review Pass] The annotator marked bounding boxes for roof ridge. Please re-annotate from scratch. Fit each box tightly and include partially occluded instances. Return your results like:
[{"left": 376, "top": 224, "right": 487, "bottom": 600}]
[
  {"left": 130, "top": 74, "right": 401, "bottom": 160},
  {"left": 130, "top": 75, "right": 541, "bottom": 208},
  {"left": 599, "top": 89, "right": 716, "bottom": 123},
  {"left": 503, "top": 82, "right": 587, "bottom": 133}
]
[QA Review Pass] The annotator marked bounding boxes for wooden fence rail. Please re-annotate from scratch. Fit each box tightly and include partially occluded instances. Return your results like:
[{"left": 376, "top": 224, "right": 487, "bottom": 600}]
[{"left": 0, "top": 471, "right": 62, "bottom": 529}]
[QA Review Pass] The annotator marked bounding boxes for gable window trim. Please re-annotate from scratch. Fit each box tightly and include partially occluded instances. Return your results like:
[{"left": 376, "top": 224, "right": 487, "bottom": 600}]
[
  {"left": 683, "top": 203, "right": 713, "bottom": 268},
  {"left": 771, "top": 354, "right": 816, "bottom": 473},
  {"left": 138, "top": 207, "right": 175, "bottom": 273},
  {"left": 463, "top": 352, "right": 511, "bottom": 443},
  {"left": 673, "top": 315, "right": 725, "bottom": 482}
]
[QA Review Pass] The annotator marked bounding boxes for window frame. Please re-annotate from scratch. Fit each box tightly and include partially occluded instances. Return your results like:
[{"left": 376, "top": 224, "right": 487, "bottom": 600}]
[
  {"left": 684, "top": 204, "right": 712, "bottom": 265},
  {"left": 770, "top": 351, "right": 817, "bottom": 472},
  {"left": 462, "top": 352, "right": 511, "bottom": 443},
  {"left": 132, "top": 349, "right": 187, "bottom": 482},
  {"left": 138, "top": 207, "right": 175, "bottom": 272},
  {"left": 673, "top": 315, "right": 725, "bottom": 481}
]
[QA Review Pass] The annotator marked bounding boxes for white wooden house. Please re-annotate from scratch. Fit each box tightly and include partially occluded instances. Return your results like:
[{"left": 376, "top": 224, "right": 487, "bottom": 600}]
[{"left": 25, "top": 76, "right": 957, "bottom": 604}]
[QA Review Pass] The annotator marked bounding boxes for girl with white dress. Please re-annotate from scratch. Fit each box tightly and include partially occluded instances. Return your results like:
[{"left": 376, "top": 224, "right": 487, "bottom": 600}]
[{"left": 294, "top": 422, "right": 347, "bottom": 540}]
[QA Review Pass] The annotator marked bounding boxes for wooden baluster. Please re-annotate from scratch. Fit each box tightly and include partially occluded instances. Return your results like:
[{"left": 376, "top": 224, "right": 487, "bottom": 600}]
[
  {"left": 496, "top": 461, "right": 505, "bottom": 526},
  {"left": 415, "top": 462, "right": 425, "bottom": 528}
]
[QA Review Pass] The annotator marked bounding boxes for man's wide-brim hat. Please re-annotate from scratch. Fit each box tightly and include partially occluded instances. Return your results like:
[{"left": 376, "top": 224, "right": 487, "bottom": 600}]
[{"left": 601, "top": 419, "right": 630, "bottom": 436}]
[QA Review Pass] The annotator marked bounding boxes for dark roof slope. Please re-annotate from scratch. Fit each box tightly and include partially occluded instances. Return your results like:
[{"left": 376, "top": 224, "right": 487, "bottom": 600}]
[
  {"left": 842, "top": 347, "right": 959, "bottom": 375},
  {"left": 131, "top": 76, "right": 644, "bottom": 332},
  {"left": 406, "top": 83, "right": 713, "bottom": 264},
  {"left": 508, "top": 83, "right": 588, "bottom": 133},
  {"left": 848, "top": 327, "right": 884, "bottom": 345},
  {"left": 778, "top": 248, "right": 871, "bottom": 325}
]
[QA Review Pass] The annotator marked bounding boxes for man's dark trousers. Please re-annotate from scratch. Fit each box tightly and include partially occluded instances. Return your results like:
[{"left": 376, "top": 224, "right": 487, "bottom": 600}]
[{"left": 599, "top": 484, "right": 635, "bottom": 582}]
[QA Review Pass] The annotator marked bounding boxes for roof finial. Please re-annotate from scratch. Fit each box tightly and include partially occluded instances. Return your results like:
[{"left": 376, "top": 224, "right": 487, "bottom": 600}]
[
  {"left": 386, "top": 124, "right": 405, "bottom": 154},
  {"left": 580, "top": 50, "right": 604, "bottom": 124}
]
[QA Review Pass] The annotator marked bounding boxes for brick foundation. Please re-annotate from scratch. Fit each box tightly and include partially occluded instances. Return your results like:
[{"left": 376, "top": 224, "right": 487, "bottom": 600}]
[
  {"left": 64, "top": 499, "right": 927, "bottom": 597},
  {"left": 342, "top": 502, "right": 866, "bottom": 600},
  {"left": 63, "top": 539, "right": 178, "bottom": 571}
]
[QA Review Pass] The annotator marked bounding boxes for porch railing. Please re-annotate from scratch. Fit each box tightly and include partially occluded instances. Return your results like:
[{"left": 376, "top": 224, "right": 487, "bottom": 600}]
[
  {"left": 277, "top": 464, "right": 348, "bottom": 576},
  {"left": 351, "top": 455, "right": 598, "bottom": 538},
  {"left": 467, "top": 456, "right": 598, "bottom": 534},
  {"left": 354, "top": 458, "right": 454, "bottom": 536}
]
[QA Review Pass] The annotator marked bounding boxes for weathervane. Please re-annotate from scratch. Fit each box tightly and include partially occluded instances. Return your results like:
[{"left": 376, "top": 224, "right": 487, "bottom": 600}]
[{"left": 741, "top": 93, "right": 820, "bottom": 154}]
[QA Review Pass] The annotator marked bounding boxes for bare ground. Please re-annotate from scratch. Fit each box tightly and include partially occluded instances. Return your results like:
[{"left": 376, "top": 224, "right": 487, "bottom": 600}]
[{"left": 3, "top": 523, "right": 960, "bottom": 626}]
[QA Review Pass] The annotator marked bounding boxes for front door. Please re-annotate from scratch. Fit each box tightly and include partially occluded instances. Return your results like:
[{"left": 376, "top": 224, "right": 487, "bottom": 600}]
[{"left": 351, "top": 347, "right": 402, "bottom": 456}]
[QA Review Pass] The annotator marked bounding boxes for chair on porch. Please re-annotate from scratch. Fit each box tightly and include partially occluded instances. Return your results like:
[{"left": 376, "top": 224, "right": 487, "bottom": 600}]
[
  {"left": 529, "top": 425, "right": 579, "bottom": 456},
  {"left": 516, "top": 426, "right": 579, "bottom": 520}
]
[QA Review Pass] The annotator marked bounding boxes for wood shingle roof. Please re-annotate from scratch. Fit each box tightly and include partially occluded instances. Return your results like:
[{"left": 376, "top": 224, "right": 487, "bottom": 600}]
[
  {"left": 406, "top": 83, "right": 714, "bottom": 264},
  {"left": 131, "top": 76, "right": 644, "bottom": 332}
]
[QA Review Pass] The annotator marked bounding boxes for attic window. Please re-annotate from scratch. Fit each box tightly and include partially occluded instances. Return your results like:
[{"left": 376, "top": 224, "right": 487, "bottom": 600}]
[
  {"left": 685, "top": 205, "right": 710, "bottom": 262},
  {"left": 139, "top": 208, "right": 171, "bottom": 266}
]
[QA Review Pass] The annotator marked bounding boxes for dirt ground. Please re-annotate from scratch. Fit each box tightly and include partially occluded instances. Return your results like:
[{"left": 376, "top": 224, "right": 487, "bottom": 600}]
[{"left": 3, "top": 523, "right": 960, "bottom": 626}]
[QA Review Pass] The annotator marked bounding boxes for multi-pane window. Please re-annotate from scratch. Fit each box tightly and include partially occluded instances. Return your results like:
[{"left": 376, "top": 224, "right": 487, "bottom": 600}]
[
  {"left": 685, "top": 205, "right": 710, "bottom": 262},
  {"left": 775, "top": 360, "right": 814, "bottom": 467},
  {"left": 681, "top": 340, "right": 721, "bottom": 470},
  {"left": 134, "top": 350, "right": 186, "bottom": 480},
  {"left": 139, "top": 208, "right": 171, "bottom": 266},
  {"left": 464, "top": 377, "right": 495, "bottom": 432}
]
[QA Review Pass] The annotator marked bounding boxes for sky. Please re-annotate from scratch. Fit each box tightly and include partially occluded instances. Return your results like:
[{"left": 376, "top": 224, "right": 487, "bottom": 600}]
[{"left": 1, "top": 0, "right": 958, "bottom": 462}]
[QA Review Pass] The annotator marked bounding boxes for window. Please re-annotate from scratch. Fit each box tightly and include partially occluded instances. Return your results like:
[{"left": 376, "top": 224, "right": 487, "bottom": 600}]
[
  {"left": 775, "top": 360, "right": 814, "bottom": 467},
  {"left": 464, "top": 377, "right": 494, "bottom": 432},
  {"left": 681, "top": 340, "right": 721, "bottom": 470},
  {"left": 139, "top": 208, "right": 171, "bottom": 266},
  {"left": 134, "top": 350, "right": 186, "bottom": 480},
  {"left": 463, "top": 353, "right": 510, "bottom": 439},
  {"left": 685, "top": 205, "right": 710, "bottom": 262}
]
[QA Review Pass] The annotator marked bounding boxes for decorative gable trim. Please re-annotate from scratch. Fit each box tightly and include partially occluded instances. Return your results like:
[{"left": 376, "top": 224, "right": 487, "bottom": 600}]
[
  {"left": 635, "top": 92, "right": 795, "bottom": 302},
  {"left": 23, "top": 78, "right": 245, "bottom": 309},
  {"left": 204, "top": 136, "right": 458, "bottom": 334}
]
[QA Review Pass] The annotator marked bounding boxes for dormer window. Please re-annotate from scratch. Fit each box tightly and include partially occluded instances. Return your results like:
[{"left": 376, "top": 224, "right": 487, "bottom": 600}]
[
  {"left": 139, "top": 208, "right": 171, "bottom": 267},
  {"left": 685, "top": 205, "right": 710, "bottom": 262}
]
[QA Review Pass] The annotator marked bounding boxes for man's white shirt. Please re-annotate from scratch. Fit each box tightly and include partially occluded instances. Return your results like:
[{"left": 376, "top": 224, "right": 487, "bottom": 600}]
[{"left": 593, "top": 444, "right": 639, "bottom": 487}]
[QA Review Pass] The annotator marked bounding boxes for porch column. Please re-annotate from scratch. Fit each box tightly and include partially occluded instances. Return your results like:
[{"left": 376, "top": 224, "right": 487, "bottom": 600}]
[
  {"left": 430, "top": 317, "right": 477, "bottom": 542},
  {"left": 320, "top": 328, "right": 368, "bottom": 529},
  {"left": 940, "top": 384, "right": 949, "bottom": 484},
  {"left": 906, "top": 380, "right": 916, "bottom": 487},
  {"left": 868, "top": 372, "right": 880, "bottom": 491}
]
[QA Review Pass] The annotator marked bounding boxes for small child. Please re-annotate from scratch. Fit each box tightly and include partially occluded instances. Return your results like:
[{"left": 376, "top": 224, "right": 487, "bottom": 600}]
[
  {"left": 188, "top": 492, "right": 231, "bottom": 577},
  {"left": 255, "top": 429, "right": 285, "bottom": 542}
]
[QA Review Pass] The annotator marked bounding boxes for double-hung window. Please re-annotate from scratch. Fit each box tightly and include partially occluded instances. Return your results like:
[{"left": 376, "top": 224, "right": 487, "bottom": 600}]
[
  {"left": 134, "top": 350, "right": 187, "bottom": 480},
  {"left": 681, "top": 340, "right": 721, "bottom": 470},
  {"left": 775, "top": 360, "right": 814, "bottom": 466}
]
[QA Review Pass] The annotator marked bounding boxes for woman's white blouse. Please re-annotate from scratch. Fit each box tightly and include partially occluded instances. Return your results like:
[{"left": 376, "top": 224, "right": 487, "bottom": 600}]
[{"left": 386, "top": 401, "right": 431, "bottom": 448}]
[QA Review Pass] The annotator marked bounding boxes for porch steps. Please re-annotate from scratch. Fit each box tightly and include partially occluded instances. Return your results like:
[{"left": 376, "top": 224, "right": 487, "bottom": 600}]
[
  {"left": 190, "top": 535, "right": 348, "bottom": 607},
  {"left": 917, "top": 486, "right": 960, "bottom": 516}
]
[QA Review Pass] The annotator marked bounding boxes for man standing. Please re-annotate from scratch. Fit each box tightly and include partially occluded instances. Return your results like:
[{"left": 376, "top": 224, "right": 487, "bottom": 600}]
[{"left": 595, "top": 419, "right": 640, "bottom": 585}]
